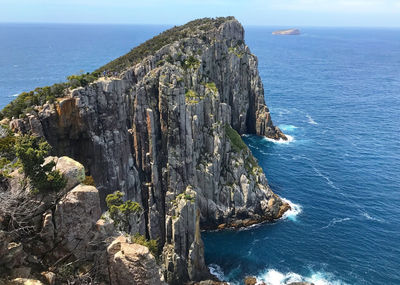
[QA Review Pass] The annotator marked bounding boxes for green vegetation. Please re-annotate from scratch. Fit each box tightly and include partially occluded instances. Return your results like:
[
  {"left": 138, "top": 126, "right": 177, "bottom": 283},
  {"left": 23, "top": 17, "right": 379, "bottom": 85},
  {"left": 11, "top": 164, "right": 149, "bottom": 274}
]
[
  {"left": 95, "top": 17, "right": 233, "bottom": 74},
  {"left": 0, "top": 83, "right": 67, "bottom": 119},
  {"left": 185, "top": 89, "right": 204, "bottom": 104},
  {"left": 15, "top": 135, "right": 66, "bottom": 193},
  {"left": 0, "top": 126, "right": 17, "bottom": 178},
  {"left": 205, "top": 82, "right": 218, "bottom": 93},
  {"left": 228, "top": 46, "right": 244, "bottom": 58},
  {"left": 172, "top": 190, "right": 196, "bottom": 206},
  {"left": 0, "top": 131, "right": 66, "bottom": 192},
  {"left": 106, "top": 191, "right": 142, "bottom": 232},
  {"left": 225, "top": 124, "right": 247, "bottom": 152},
  {"left": 131, "top": 233, "right": 159, "bottom": 258},
  {"left": 0, "top": 72, "right": 99, "bottom": 120},
  {"left": 66, "top": 73, "right": 98, "bottom": 89},
  {"left": 181, "top": 55, "right": 200, "bottom": 70}
]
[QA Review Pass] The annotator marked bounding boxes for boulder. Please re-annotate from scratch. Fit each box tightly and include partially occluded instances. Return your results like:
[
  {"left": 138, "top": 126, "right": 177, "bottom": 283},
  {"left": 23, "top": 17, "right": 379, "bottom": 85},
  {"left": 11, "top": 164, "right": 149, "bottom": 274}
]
[
  {"left": 51, "top": 156, "right": 85, "bottom": 191},
  {"left": 54, "top": 184, "right": 101, "bottom": 259},
  {"left": 107, "top": 236, "right": 166, "bottom": 285}
]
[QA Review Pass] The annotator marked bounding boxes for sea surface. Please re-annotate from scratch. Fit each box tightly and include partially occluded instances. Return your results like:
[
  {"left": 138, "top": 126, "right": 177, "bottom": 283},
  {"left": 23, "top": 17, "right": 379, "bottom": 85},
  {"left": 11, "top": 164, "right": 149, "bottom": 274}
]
[{"left": 1, "top": 24, "right": 399, "bottom": 285}]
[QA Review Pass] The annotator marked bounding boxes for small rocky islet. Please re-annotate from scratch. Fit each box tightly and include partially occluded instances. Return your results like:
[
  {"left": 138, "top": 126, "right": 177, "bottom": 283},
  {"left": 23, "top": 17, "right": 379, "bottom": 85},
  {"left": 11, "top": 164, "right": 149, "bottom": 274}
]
[
  {"left": 0, "top": 17, "right": 293, "bottom": 284},
  {"left": 272, "top": 28, "right": 301, "bottom": 35}
]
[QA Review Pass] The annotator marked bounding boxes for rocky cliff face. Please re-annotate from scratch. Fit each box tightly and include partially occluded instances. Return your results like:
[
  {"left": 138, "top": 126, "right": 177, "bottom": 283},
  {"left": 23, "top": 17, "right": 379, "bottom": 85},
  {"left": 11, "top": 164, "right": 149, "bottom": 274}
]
[{"left": 10, "top": 17, "right": 288, "bottom": 284}]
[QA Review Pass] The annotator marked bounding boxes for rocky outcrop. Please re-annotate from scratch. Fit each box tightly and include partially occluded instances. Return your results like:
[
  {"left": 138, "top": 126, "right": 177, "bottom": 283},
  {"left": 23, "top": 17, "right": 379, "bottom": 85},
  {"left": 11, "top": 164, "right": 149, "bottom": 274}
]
[
  {"left": 9, "top": 17, "right": 289, "bottom": 283},
  {"left": 0, "top": 156, "right": 103, "bottom": 283},
  {"left": 107, "top": 236, "right": 166, "bottom": 285},
  {"left": 53, "top": 184, "right": 101, "bottom": 260}
]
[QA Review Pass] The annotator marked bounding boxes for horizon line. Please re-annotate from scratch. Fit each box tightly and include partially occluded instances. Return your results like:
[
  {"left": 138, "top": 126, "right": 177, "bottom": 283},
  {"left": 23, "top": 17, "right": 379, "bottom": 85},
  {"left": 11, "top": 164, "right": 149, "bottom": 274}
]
[{"left": 1, "top": 21, "right": 400, "bottom": 29}]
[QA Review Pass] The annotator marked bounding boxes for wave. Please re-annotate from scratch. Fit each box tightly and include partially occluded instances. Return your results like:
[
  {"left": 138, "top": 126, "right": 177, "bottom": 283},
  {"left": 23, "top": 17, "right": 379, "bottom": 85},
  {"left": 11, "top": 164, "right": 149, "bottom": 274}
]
[
  {"left": 278, "top": 124, "right": 298, "bottom": 132},
  {"left": 306, "top": 114, "right": 318, "bottom": 125},
  {"left": 281, "top": 198, "right": 302, "bottom": 221},
  {"left": 257, "top": 268, "right": 348, "bottom": 285},
  {"left": 322, "top": 217, "right": 351, "bottom": 229},
  {"left": 11, "top": 93, "right": 20, "bottom": 97},
  {"left": 209, "top": 264, "right": 229, "bottom": 283},
  {"left": 264, "top": 135, "right": 294, "bottom": 144}
]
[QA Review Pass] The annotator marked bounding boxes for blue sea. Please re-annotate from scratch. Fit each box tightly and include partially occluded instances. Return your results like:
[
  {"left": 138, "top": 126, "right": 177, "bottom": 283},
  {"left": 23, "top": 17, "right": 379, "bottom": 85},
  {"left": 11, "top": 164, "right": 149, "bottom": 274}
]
[{"left": 1, "top": 24, "right": 399, "bottom": 285}]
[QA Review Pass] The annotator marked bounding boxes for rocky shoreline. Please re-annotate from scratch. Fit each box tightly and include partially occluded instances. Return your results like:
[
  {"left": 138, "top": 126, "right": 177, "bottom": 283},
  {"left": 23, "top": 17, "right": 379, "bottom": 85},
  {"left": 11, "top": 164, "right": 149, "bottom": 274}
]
[{"left": 1, "top": 17, "right": 290, "bottom": 284}]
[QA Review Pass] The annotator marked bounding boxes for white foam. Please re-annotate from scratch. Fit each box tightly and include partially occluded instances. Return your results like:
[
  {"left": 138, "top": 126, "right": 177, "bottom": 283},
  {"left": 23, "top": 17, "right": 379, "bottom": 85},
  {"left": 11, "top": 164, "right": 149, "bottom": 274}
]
[
  {"left": 306, "top": 114, "right": 318, "bottom": 125},
  {"left": 312, "top": 166, "right": 340, "bottom": 190},
  {"left": 361, "top": 212, "right": 382, "bottom": 222},
  {"left": 209, "top": 264, "right": 228, "bottom": 283},
  {"left": 11, "top": 93, "right": 19, "bottom": 97},
  {"left": 258, "top": 269, "right": 348, "bottom": 285},
  {"left": 281, "top": 198, "right": 302, "bottom": 221},
  {"left": 322, "top": 217, "right": 351, "bottom": 229},
  {"left": 264, "top": 134, "right": 294, "bottom": 144},
  {"left": 278, "top": 124, "right": 298, "bottom": 132}
]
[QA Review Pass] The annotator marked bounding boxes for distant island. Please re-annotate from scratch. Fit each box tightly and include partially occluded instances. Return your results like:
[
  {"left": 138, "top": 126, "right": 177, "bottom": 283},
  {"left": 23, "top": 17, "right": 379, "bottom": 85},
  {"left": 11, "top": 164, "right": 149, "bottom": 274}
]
[{"left": 272, "top": 28, "right": 300, "bottom": 35}]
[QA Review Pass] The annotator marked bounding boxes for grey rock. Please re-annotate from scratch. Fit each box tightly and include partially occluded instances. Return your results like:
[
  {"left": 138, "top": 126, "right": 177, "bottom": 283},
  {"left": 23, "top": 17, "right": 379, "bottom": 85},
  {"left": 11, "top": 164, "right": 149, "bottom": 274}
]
[{"left": 54, "top": 184, "right": 101, "bottom": 260}]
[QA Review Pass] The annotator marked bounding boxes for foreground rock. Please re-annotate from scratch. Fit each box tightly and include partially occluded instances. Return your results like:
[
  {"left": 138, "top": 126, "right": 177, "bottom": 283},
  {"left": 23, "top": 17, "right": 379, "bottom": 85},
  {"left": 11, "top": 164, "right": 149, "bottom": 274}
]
[
  {"left": 8, "top": 17, "right": 290, "bottom": 284},
  {"left": 107, "top": 236, "right": 166, "bottom": 285}
]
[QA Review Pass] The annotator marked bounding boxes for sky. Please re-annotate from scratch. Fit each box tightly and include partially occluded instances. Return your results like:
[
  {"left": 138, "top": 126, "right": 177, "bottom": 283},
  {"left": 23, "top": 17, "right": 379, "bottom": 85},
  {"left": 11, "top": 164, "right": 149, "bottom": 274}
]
[{"left": 1, "top": 0, "right": 400, "bottom": 27}]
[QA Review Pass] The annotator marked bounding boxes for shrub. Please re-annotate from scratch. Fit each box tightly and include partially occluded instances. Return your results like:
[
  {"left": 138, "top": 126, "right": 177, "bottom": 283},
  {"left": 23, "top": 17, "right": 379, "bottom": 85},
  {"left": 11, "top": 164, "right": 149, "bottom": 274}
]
[
  {"left": 105, "top": 191, "right": 142, "bottom": 232},
  {"left": 15, "top": 135, "right": 66, "bottom": 193},
  {"left": 181, "top": 56, "right": 200, "bottom": 70},
  {"left": 225, "top": 124, "right": 247, "bottom": 152}
]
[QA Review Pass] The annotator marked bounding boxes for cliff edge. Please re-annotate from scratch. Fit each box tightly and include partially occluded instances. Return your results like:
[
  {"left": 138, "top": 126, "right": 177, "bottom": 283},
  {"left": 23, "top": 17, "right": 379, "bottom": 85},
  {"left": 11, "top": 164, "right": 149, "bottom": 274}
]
[{"left": 5, "top": 17, "right": 289, "bottom": 284}]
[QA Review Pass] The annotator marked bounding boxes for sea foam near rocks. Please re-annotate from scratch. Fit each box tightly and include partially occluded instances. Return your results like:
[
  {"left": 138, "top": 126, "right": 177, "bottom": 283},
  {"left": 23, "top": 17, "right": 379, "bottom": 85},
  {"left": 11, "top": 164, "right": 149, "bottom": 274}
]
[
  {"left": 257, "top": 268, "right": 347, "bottom": 285},
  {"left": 281, "top": 198, "right": 302, "bottom": 221},
  {"left": 264, "top": 134, "right": 294, "bottom": 144}
]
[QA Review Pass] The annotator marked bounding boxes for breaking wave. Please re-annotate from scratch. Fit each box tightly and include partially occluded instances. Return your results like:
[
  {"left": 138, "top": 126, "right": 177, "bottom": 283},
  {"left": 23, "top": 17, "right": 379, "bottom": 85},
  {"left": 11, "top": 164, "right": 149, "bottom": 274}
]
[
  {"left": 264, "top": 135, "right": 294, "bottom": 144},
  {"left": 257, "top": 268, "right": 348, "bottom": 285},
  {"left": 281, "top": 198, "right": 302, "bottom": 221}
]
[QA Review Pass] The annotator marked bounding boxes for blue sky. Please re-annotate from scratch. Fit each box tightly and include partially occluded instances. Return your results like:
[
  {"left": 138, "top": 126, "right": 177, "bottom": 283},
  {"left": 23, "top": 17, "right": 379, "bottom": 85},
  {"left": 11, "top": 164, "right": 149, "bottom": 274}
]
[{"left": 2, "top": 0, "right": 400, "bottom": 27}]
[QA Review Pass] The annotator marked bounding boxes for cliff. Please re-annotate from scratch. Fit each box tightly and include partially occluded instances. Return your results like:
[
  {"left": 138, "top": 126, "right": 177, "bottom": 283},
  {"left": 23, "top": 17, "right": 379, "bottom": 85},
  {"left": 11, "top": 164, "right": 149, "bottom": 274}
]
[{"left": 6, "top": 17, "right": 289, "bottom": 284}]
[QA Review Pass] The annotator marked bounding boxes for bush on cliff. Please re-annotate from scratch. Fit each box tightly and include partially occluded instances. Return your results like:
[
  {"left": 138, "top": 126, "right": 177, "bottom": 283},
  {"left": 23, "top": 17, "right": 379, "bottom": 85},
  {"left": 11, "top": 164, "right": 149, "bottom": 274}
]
[
  {"left": 15, "top": 135, "right": 66, "bottom": 193},
  {"left": 225, "top": 124, "right": 247, "bottom": 152},
  {"left": 106, "top": 191, "right": 142, "bottom": 232}
]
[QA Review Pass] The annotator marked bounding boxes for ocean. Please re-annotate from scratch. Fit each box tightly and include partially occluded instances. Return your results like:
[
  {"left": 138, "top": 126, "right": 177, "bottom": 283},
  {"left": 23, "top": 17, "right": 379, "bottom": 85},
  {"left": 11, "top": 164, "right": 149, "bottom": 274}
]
[{"left": 1, "top": 24, "right": 399, "bottom": 285}]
